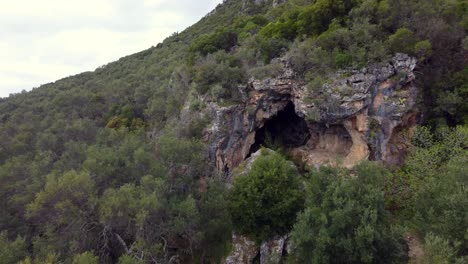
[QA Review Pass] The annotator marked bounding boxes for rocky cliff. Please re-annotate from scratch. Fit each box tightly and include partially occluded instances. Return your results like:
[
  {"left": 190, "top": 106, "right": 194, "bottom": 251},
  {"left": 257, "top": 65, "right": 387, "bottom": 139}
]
[
  {"left": 207, "top": 53, "right": 418, "bottom": 175},
  {"left": 203, "top": 54, "right": 419, "bottom": 263}
]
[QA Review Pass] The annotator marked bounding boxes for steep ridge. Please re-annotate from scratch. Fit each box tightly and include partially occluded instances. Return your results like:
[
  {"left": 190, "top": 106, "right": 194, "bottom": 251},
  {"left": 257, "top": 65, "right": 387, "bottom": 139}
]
[{"left": 0, "top": 0, "right": 466, "bottom": 263}]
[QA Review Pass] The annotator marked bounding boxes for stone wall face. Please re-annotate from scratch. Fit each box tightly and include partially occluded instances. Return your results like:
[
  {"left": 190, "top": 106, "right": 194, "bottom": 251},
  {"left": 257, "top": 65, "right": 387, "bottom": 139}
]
[{"left": 206, "top": 54, "right": 418, "bottom": 173}]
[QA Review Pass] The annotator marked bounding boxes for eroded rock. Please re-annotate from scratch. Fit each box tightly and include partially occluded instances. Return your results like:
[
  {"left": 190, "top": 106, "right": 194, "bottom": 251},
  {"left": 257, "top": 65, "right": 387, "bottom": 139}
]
[
  {"left": 207, "top": 53, "right": 418, "bottom": 173},
  {"left": 260, "top": 235, "right": 287, "bottom": 264},
  {"left": 224, "top": 234, "right": 258, "bottom": 264}
]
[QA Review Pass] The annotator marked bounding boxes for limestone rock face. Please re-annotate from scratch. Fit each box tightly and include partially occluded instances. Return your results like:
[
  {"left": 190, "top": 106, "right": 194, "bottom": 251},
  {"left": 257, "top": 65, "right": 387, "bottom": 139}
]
[
  {"left": 259, "top": 235, "right": 288, "bottom": 264},
  {"left": 242, "top": 0, "right": 286, "bottom": 9},
  {"left": 206, "top": 53, "right": 418, "bottom": 173},
  {"left": 224, "top": 234, "right": 258, "bottom": 264},
  {"left": 224, "top": 233, "right": 290, "bottom": 264}
]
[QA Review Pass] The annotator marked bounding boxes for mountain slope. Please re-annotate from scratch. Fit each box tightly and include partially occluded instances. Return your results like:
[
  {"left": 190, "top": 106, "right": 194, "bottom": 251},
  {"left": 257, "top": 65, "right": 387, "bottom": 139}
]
[{"left": 0, "top": 0, "right": 466, "bottom": 263}]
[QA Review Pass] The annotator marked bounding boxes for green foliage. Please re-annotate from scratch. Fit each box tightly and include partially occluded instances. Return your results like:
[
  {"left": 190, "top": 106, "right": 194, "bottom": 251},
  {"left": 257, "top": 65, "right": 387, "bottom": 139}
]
[
  {"left": 405, "top": 126, "right": 467, "bottom": 178},
  {"left": 291, "top": 162, "right": 407, "bottom": 263},
  {"left": 0, "top": 232, "right": 28, "bottom": 264},
  {"left": 118, "top": 255, "right": 144, "bottom": 264},
  {"left": 19, "top": 253, "right": 61, "bottom": 264},
  {"left": 387, "top": 27, "right": 417, "bottom": 54},
  {"left": 190, "top": 29, "right": 238, "bottom": 56},
  {"left": 26, "top": 170, "right": 99, "bottom": 258},
  {"left": 334, "top": 51, "right": 353, "bottom": 68},
  {"left": 156, "top": 132, "right": 205, "bottom": 180},
  {"left": 248, "top": 62, "right": 284, "bottom": 79},
  {"left": 196, "top": 178, "right": 233, "bottom": 262},
  {"left": 228, "top": 150, "right": 304, "bottom": 242},
  {"left": 386, "top": 125, "right": 468, "bottom": 260},
  {"left": 257, "top": 37, "right": 289, "bottom": 63},
  {"left": 99, "top": 178, "right": 163, "bottom": 231},
  {"left": 296, "top": 0, "right": 359, "bottom": 37},
  {"left": 193, "top": 51, "right": 246, "bottom": 102},
  {"left": 72, "top": 252, "right": 99, "bottom": 264},
  {"left": 83, "top": 128, "right": 163, "bottom": 190},
  {"left": 414, "top": 40, "right": 433, "bottom": 61},
  {"left": 422, "top": 233, "right": 467, "bottom": 264},
  {"left": 435, "top": 67, "right": 468, "bottom": 125},
  {"left": 0, "top": 0, "right": 466, "bottom": 262},
  {"left": 260, "top": 16, "right": 298, "bottom": 40},
  {"left": 410, "top": 152, "right": 468, "bottom": 255},
  {"left": 261, "top": 0, "right": 360, "bottom": 40}
]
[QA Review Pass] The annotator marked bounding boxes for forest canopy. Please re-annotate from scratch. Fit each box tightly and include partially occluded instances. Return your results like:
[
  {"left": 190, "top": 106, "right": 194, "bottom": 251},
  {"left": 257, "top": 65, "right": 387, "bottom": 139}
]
[{"left": 0, "top": 0, "right": 466, "bottom": 263}]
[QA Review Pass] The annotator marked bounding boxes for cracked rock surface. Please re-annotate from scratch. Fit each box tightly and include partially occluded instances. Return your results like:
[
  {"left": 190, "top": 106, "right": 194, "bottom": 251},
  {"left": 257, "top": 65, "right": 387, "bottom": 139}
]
[{"left": 206, "top": 53, "right": 418, "bottom": 173}]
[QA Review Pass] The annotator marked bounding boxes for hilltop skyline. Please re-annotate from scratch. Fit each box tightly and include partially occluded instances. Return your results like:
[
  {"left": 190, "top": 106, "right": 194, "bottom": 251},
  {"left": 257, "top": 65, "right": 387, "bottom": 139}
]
[{"left": 0, "top": 0, "right": 222, "bottom": 98}]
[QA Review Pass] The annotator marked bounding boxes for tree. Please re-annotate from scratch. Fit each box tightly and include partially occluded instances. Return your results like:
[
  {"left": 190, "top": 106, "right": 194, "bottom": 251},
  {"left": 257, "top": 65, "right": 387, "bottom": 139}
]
[
  {"left": 0, "top": 232, "right": 28, "bottom": 264},
  {"left": 290, "top": 162, "right": 407, "bottom": 263},
  {"left": 410, "top": 152, "right": 468, "bottom": 257},
  {"left": 196, "top": 178, "right": 233, "bottom": 262},
  {"left": 228, "top": 150, "right": 304, "bottom": 242},
  {"left": 26, "top": 170, "right": 100, "bottom": 259},
  {"left": 421, "top": 233, "right": 467, "bottom": 264},
  {"left": 387, "top": 27, "right": 417, "bottom": 54},
  {"left": 72, "top": 252, "right": 99, "bottom": 264}
]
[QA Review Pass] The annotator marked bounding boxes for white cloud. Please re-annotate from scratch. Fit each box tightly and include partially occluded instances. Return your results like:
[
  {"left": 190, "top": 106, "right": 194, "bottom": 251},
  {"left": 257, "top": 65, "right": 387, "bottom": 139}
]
[{"left": 0, "top": 0, "right": 223, "bottom": 98}]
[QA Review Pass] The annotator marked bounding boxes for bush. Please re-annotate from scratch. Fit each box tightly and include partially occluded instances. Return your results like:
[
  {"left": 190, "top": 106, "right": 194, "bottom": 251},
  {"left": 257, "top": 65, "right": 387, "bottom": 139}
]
[
  {"left": 290, "top": 163, "right": 407, "bottom": 263},
  {"left": 228, "top": 150, "right": 304, "bottom": 242},
  {"left": 297, "top": 0, "right": 360, "bottom": 37},
  {"left": 0, "top": 232, "right": 27, "bottom": 264},
  {"left": 387, "top": 27, "right": 417, "bottom": 54},
  {"left": 414, "top": 40, "right": 433, "bottom": 60},
  {"left": 193, "top": 52, "right": 246, "bottom": 102},
  {"left": 334, "top": 51, "right": 353, "bottom": 68},
  {"left": 422, "top": 234, "right": 467, "bottom": 264},
  {"left": 410, "top": 153, "right": 468, "bottom": 253},
  {"left": 72, "top": 252, "right": 99, "bottom": 264},
  {"left": 248, "top": 62, "right": 283, "bottom": 79},
  {"left": 190, "top": 29, "right": 238, "bottom": 56},
  {"left": 260, "top": 19, "right": 298, "bottom": 40},
  {"left": 258, "top": 37, "right": 288, "bottom": 64}
]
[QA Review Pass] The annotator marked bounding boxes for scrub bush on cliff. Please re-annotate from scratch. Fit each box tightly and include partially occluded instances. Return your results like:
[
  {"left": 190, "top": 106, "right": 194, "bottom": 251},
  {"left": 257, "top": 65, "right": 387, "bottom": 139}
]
[
  {"left": 290, "top": 163, "right": 407, "bottom": 263},
  {"left": 228, "top": 150, "right": 304, "bottom": 242}
]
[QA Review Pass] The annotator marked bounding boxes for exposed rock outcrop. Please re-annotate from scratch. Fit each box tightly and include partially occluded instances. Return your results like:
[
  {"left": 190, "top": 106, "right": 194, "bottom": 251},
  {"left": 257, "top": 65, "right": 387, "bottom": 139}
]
[
  {"left": 224, "top": 233, "right": 290, "bottom": 264},
  {"left": 243, "top": 0, "right": 285, "bottom": 7},
  {"left": 225, "top": 234, "right": 258, "bottom": 264},
  {"left": 259, "top": 235, "right": 288, "bottom": 264},
  {"left": 207, "top": 53, "right": 418, "bottom": 173}
]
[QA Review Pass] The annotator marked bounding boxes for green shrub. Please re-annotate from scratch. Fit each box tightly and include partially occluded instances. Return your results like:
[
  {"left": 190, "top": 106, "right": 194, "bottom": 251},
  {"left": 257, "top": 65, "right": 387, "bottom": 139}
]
[
  {"left": 334, "top": 51, "right": 353, "bottom": 68},
  {"left": 72, "top": 252, "right": 99, "bottom": 264},
  {"left": 306, "top": 74, "right": 326, "bottom": 95},
  {"left": 193, "top": 52, "right": 246, "bottom": 102},
  {"left": 190, "top": 29, "right": 238, "bottom": 56},
  {"left": 228, "top": 150, "right": 304, "bottom": 242},
  {"left": 297, "top": 0, "right": 360, "bottom": 37},
  {"left": 258, "top": 37, "right": 289, "bottom": 63},
  {"left": 414, "top": 40, "right": 433, "bottom": 60},
  {"left": 422, "top": 234, "right": 467, "bottom": 264},
  {"left": 248, "top": 62, "right": 283, "bottom": 79},
  {"left": 291, "top": 163, "right": 407, "bottom": 263},
  {"left": 260, "top": 19, "right": 298, "bottom": 40},
  {"left": 387, "top": 27, "right": 417, "bottom": 54},
  {"left": 0, "top": 232, "right": 28, "bottom": 264}
]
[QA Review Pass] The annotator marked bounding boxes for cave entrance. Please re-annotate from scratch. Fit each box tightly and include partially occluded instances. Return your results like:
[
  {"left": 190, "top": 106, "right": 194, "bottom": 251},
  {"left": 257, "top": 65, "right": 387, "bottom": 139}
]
[{"left": 250, "top": 102, "right": 311, "bottom": 154}]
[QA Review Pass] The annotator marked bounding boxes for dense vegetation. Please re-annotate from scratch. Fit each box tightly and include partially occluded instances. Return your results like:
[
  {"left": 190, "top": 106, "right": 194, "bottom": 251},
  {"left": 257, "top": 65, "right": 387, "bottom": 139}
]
[
  {"left": 0, "top": 0, "right": 466, "bottom": 263},
  {"left": 228, "top": 150, "right": 304, "bottom": 242}
]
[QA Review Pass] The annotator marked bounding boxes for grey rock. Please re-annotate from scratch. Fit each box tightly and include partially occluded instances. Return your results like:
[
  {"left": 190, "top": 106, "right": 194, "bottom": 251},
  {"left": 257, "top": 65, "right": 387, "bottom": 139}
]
[{"left": 205, "top": 54, "right": 419, "bottom": 173}]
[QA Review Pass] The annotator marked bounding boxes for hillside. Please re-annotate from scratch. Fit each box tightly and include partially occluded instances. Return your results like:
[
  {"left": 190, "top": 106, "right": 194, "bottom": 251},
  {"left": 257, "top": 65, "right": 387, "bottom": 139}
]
[{"left": 0, "top": 0, "right": 467, "bottom": 263}]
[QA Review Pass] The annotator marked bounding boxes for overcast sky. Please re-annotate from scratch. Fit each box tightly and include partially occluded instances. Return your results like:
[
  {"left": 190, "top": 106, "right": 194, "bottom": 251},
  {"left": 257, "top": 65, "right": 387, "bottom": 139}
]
[{"left": 0, "top": 0, "right": 223, "bottom": 98}]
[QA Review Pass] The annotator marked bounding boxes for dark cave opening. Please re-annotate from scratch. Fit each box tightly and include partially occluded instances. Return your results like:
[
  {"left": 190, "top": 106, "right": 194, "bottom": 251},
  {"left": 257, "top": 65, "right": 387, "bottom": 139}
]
[{"left": 250, "top": 102, "right": 311, "bottom": 155}]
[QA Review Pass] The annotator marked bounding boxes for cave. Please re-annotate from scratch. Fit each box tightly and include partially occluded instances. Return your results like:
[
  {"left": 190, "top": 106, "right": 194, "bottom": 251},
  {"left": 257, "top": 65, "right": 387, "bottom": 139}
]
[
  {"left": 250, "top": 102, "right": 311, "bottom": 154},
  {"left": 247, "top": 102, "right": 354, "bottom": 167}
]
